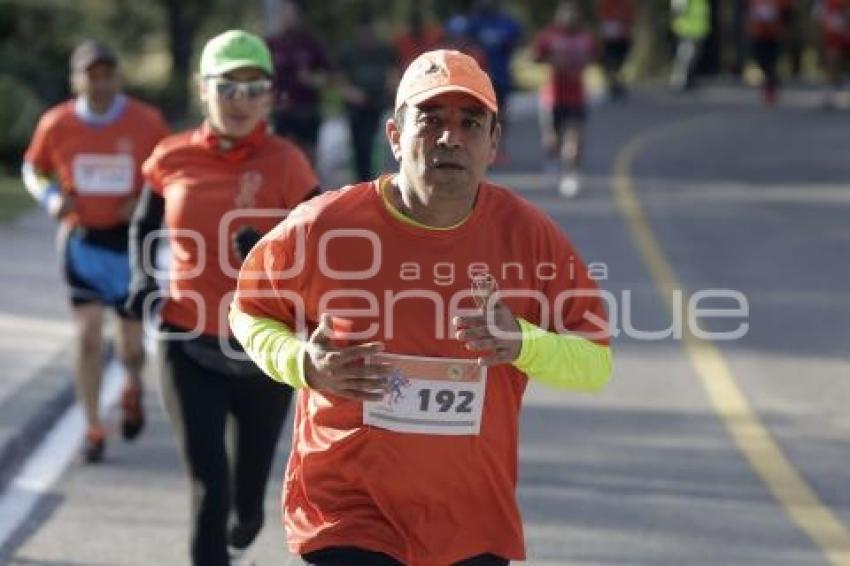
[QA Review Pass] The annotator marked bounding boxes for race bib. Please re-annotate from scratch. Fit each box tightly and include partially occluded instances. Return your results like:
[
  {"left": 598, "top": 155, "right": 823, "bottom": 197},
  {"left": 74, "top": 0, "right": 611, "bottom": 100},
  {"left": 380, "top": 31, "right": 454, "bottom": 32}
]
[
  {"left": 363, "top": 353, "right": 487, "bottom": 436},
  {"left": 72, "top": 154, "right": 134, "bottom": 195}
]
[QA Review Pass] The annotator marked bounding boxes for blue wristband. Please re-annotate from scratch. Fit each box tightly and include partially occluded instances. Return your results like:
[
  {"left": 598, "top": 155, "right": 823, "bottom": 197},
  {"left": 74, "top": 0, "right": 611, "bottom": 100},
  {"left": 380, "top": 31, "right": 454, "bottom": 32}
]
[{"left": 39, "top": 182, "right": 60, "bottom": 208}]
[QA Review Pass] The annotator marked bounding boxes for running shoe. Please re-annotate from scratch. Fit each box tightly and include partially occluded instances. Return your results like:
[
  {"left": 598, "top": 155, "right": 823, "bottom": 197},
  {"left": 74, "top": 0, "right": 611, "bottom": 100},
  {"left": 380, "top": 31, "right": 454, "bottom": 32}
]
[
  {"left": 559, "top": 173, "right": 581, "bottom": 198},
  {"left": 84, "top": 426, "right": 105, "bottom": 463},
  {"left": 121, "top": 383, "right": 145, "bottom": 441},
  {"left": 228, "top": 543, "right": 257, "bottom": 566}
]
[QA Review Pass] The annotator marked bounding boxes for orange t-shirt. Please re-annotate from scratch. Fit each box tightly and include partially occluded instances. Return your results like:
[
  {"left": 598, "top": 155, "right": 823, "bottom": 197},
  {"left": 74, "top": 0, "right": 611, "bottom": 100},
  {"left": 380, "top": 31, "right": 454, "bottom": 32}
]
[
  {"left": 234, "top": 177, "right": 609, "bottom": 564},
  {"left": 143, "top": 124, "right": 318, "bottom": 337},
  {"left": 24, "top": 97, "right": 169, "bottom": 228}
]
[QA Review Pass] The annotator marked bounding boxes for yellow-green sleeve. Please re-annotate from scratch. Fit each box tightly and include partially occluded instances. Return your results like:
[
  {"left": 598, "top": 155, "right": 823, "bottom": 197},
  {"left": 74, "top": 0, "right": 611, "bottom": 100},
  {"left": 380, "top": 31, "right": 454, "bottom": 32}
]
[
  {"left": 229, "top": 306, "right": 309, "bottom": 389},
  {"left": 512, "top": 318, "right": 613, "bottom": 392}
]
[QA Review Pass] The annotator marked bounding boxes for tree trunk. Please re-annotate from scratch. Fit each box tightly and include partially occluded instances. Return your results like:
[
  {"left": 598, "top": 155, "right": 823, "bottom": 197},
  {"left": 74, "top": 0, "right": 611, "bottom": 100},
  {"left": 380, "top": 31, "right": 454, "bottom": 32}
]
[{"left": 162, "top": 0, "right": 197, "bottom": 121}]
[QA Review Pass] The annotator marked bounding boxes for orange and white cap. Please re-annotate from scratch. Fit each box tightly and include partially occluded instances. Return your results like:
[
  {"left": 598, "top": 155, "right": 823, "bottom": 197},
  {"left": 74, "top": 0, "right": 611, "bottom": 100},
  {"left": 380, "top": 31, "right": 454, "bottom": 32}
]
[{"left": 395, "top": 49, "right": 498, "bottom": 114}]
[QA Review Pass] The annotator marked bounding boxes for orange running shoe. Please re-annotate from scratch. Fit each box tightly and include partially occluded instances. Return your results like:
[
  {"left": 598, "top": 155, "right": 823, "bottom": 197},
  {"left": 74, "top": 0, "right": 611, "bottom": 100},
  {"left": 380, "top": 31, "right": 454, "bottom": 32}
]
[{"left": 84, "top": 426, "right": 105, "bottom": 463}]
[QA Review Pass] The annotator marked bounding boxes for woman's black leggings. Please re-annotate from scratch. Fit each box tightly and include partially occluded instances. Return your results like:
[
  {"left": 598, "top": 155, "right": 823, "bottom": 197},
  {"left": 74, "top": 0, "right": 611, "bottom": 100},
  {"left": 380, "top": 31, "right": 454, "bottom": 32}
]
[{"left": 158, "top": 334, "right": 293, "bottom": 566}]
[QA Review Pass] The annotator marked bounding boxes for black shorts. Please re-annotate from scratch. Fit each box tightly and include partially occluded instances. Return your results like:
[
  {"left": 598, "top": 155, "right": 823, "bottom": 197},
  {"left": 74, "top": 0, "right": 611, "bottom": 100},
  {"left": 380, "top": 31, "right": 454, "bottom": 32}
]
[
  {"left": 543, "top": 104, "right": 587, "bottom": 138},
  {"left": 59, "top": 223, "right": 132, "bottom": 316},
  {"left": 603, "top": 39, "right": 632, "bottom": 70},
  {"left": 750, "top": 39, "right": 780, "bottom": 72}
]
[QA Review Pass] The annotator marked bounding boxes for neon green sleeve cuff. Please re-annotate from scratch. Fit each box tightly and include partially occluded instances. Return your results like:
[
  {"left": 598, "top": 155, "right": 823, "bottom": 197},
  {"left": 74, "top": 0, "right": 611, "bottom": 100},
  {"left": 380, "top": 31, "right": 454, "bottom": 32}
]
[
  {"left": 513, "top": 318, "right": 613, "bottom": 392},
  {"left": 229, "top": 306, "right": 309, "bottom": 389}
]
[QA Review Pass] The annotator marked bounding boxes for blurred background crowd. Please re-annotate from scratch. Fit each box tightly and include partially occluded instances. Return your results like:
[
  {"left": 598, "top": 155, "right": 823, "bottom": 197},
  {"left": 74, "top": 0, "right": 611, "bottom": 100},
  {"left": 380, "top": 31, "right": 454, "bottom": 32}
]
[{"left": 0, "top": 0, "right": 846, "bottom": 207}]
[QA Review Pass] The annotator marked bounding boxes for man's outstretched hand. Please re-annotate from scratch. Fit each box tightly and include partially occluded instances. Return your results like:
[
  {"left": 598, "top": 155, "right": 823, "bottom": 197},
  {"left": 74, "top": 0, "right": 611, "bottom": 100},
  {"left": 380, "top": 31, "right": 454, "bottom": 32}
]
[{"left": 304, "top": 314, "right": 392, "bottom": 401}]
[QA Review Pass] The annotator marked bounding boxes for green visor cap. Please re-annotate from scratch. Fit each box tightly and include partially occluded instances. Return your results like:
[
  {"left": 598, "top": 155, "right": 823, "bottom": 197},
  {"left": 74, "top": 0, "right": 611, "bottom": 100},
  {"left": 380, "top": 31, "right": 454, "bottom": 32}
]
[{"left": 200, "top": 30, "right": 273, "bottom": 77}]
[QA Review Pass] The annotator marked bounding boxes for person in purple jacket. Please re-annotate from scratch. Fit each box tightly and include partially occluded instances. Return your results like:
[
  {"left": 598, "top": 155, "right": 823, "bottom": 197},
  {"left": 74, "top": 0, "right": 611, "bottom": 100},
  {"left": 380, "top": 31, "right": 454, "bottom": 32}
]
[{"left": 265, "top": 0, "right": 331, "bottom": 164}]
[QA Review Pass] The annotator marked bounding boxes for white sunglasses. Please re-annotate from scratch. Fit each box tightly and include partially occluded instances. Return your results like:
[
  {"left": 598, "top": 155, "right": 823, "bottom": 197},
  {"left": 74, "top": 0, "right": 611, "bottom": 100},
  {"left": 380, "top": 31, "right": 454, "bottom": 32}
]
[{"left": 205, "top": 77, "right": 273, "bottom": 100}]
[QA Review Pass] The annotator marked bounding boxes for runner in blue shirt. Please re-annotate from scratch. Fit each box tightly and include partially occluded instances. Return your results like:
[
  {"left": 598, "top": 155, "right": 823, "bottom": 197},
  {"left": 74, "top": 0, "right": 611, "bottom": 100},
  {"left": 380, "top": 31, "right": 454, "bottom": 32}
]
[{"left": 466, "top": 0, "right": 521, "bottom": 131}]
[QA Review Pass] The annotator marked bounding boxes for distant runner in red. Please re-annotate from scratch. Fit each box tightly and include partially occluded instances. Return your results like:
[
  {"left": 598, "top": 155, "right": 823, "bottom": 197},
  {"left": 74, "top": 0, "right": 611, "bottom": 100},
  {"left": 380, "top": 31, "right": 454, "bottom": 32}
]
[
  {"left": 818, "top": 0, "right": 850, "bottom": 108},
  {"left": 126, "top": 30, "right": 319, "bottom": 566},
  {"left": 532, "top": 0, "right": 597, "bottom": 198},
  {"left": 394, "top": 5, "right": 445, "bottom": 70},
  {"left": 597, "top": 0, "right": 635, "bottom": 100},
  {"left": 22, "top": 40, "right": 168, "bottom": 463},
  {"left": 747, "top": 0, "right": 794, "bottom": 105}
]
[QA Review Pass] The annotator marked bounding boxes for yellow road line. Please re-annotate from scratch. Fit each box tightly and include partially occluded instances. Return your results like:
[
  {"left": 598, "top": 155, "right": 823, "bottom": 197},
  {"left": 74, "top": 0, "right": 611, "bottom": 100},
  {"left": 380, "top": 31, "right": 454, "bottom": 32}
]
[{"left": 612, "top": 116, "right": 850, "bottom": 565}]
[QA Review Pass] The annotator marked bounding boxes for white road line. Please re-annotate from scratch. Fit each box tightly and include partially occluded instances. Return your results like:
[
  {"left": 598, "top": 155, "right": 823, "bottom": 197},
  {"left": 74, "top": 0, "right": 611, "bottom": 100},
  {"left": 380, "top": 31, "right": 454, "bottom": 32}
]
[
  {"left": 0, "top": 314, "right": 74, "bottom": 338},
  {"left": 0, "top": 359, "right": 123, "bottom": 550}
]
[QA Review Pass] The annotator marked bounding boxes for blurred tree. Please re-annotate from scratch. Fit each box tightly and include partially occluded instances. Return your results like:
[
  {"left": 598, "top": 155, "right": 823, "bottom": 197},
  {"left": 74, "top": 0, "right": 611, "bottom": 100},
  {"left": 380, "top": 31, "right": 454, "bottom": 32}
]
[
  {"left": 0, "top": 75, "right": 45, "bottom": 162},
  {"left": 157, "top": 0, "right": 203, "bottom": 121},
  {"left": 0, "top": 0, "right": 826, "bottom": 167}
]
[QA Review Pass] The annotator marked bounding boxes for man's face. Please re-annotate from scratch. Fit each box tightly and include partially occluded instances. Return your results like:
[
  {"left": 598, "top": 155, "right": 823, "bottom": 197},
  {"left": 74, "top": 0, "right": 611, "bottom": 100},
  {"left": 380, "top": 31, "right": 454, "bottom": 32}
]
[
  {"left": 200, "top": 66, "right": 273, "bottom": 138},
  {"left": 72, "top": 62, "right": 120, "bottom": 107},
  {"left": 388, "top": 92, "right": 500, "bottom": 199}
]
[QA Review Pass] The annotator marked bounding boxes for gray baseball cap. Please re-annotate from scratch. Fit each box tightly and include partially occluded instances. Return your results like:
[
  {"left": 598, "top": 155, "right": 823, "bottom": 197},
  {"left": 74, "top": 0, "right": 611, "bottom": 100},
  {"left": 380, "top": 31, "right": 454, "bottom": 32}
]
[{"left": 70, "top": 40, "right": 117, "bottom": 72}]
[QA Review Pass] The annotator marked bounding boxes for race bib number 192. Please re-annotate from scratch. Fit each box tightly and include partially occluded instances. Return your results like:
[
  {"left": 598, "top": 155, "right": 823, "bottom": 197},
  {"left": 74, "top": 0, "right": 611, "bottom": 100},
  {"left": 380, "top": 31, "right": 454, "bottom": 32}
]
[{"left": 363, "top": 353, "right": 487, "bottom": 436}]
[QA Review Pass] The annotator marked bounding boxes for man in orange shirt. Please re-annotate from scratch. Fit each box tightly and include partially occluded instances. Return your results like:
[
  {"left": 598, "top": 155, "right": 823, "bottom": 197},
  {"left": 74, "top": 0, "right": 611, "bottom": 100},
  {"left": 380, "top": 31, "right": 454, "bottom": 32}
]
[
  {"left": 230, "top": 49, "right": 613, "bottom": 565},
  {"left": 22, "top": 40, "right": 169, "bottom": 462}
]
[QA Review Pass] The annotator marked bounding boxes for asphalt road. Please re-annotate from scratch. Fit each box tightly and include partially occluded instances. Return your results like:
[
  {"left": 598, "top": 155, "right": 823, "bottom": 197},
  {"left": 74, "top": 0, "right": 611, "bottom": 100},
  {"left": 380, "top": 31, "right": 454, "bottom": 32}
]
[{"left": 3, "top": 87, "right": 849, "bottom": 565}]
